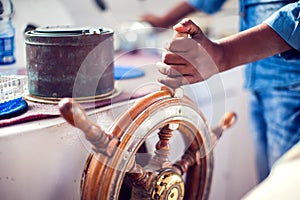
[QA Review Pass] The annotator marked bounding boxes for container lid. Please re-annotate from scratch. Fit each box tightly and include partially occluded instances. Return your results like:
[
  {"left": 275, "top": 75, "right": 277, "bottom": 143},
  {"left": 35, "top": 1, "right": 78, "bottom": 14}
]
[
  {"left": 30, "top": 26, "right": 111, "bottom": 36},
  {"left": 24, "top": 25, "right": 114, "bottom": 45}
]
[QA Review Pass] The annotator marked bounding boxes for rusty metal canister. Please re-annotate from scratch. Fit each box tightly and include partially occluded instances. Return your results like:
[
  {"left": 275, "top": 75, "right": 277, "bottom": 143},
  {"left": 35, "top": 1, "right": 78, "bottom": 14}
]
[{"left": 25, "top": 27, "right": 114, "bottom": 99}]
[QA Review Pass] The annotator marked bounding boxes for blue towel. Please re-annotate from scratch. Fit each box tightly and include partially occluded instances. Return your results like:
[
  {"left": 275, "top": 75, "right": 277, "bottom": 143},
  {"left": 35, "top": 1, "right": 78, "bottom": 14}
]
[
  {"left": 114, "top": 66, "right": 144, "bottom": 80},
  {"left": 0, "top": 97, "right": 28, "bottom": 119}
]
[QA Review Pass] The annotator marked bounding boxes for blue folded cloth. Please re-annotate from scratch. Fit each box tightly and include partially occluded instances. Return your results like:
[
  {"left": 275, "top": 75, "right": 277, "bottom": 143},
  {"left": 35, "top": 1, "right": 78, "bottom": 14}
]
[
  {"left": 114, "top": 66, "right": 144, "bottom": 80},
  {"left": 0, "top": 97, "right": 28, "bottom": 119}
]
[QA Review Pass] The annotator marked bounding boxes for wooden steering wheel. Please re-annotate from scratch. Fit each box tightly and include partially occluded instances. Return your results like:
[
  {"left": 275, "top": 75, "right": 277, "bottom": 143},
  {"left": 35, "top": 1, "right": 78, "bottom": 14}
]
[{"left": 59, "top": 86, "right": 236, "bottom": 200}]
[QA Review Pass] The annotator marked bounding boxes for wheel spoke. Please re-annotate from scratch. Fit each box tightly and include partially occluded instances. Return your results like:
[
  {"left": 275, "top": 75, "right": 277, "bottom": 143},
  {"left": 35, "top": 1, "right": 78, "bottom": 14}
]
[
  {"left": 148, "top": 124, "right": 177, "bottom": 170},
  {"left": 127, "top": 161, "right": 153, "bottom": 190},
  {"left": 173, "top": 148, "right": 201, "bottom": 176},
  {"left": 59, "top": 98, "right": 119, "bottom": 156}
]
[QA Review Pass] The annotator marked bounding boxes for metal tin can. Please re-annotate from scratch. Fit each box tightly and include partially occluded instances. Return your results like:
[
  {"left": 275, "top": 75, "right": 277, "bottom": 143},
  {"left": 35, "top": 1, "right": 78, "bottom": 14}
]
[{"left": 25, "top": 26, "right": 114, "bottom": 99}]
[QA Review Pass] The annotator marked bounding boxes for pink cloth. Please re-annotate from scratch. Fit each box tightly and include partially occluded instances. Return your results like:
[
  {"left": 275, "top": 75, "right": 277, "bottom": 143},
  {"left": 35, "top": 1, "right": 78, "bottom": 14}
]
[{"left": 0, "top": 90, "right": 148, "bottom": 128}]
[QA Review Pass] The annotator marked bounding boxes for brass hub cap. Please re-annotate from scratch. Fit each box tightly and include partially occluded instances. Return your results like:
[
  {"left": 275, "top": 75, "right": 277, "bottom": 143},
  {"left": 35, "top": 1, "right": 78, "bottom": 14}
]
[{"left": 151, "top": 169, "right": 184, "bottom": 200}]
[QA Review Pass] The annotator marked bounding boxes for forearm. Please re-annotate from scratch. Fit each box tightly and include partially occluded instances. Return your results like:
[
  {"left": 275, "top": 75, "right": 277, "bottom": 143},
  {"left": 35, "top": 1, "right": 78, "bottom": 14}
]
[
  {"left": 159, "top": 18, "right": 294, "bottom": 87},
  {"left": 216, "top": 23, "right": 292, "bottom": 71},
  {"left": 160, "top": 1, "right": 197, "bottom": 28}
]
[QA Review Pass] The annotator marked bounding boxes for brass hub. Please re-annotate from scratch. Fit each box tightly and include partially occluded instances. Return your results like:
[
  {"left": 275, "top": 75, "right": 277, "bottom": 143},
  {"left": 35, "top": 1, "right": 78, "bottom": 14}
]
[{"left": 151, "top": 169, "right": 184, "bottom": 200}]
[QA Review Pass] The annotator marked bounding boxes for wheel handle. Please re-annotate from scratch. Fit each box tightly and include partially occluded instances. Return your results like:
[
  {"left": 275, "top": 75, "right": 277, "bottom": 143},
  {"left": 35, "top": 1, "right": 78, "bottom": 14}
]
[{"left": 58, "top": 98, "right": 119, "bottom": 156}]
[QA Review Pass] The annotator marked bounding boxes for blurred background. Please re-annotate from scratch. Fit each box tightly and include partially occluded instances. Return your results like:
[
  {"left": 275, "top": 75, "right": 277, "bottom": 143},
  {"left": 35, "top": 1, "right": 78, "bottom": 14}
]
[{"left": 13, "top": 0, "right": 239, "bottom": 69}]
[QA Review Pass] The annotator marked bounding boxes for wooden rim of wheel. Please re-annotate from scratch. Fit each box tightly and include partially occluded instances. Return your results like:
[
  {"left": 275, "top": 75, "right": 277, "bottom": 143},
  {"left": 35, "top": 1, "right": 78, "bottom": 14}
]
[{"left": 79, "top": 88, "right": 214, "bottom": 200}]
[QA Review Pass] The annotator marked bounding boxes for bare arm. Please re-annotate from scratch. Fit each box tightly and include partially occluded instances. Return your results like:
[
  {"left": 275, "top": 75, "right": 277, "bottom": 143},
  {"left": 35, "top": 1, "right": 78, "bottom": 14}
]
[
  {"left": 217, "top": 23, "right": 291, "bottom": 71},
  {"left": 158, "top": 18, "right": 292, "bottom": 88},
  {"left": 140, "top": 1, "right": 196, "bottom": 28}
]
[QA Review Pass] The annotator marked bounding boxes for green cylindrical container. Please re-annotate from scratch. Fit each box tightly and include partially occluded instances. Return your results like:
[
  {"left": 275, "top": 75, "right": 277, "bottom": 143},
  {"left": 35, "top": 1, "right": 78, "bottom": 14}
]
[{"left": 25, "top": 26, "right": 114, "bottom": 98}]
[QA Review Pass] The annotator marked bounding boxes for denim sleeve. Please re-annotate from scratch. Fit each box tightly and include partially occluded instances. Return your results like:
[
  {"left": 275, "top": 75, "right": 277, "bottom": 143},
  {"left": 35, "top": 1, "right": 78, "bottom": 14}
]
[
  {"left": 264, "top": 1, "right": 300, "bottom": 51},
  {"left": 187, "top": 0, "right": 227, "bottom": 14}
]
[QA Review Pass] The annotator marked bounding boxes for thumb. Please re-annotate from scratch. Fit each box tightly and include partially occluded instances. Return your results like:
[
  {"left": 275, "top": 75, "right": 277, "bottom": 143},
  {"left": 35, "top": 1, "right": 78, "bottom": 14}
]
[{"left": 173, "top": 18, "right": 204, "bottom": 40}]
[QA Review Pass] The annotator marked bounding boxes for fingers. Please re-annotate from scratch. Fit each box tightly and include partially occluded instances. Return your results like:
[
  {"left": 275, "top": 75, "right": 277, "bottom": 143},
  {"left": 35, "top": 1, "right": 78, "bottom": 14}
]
[
  {"left": 160, "top": 51, "right": 198, "bottom": 76},
  {"left": 157, "top": 62, "right": 202, "bottom": 88},
  {"left": 167, "top": 37, "right": 199, "bottom": 52},
  {"left": 157, "top": 61, "right": 201, "bottom": 80},
  {"left": 158, "top": 62, "right": 187, "bottom": 77},
  {"left": 162, "top": 52, "right": 186, "bottom": 65},
  {"left": 161, "top": 50, "right": 200, "bottom": 75},
  {"left": 157, "top": 76, "right": 188, "bottom": 88},
  {"left": 173, "top": 18, "right": 203, "bottom": 38},
  {"left": 158, "top": 18, "right": 214, "bottom": 88},
  {"left": 157, "top": 72, "right": 200, "bottom": 88}
]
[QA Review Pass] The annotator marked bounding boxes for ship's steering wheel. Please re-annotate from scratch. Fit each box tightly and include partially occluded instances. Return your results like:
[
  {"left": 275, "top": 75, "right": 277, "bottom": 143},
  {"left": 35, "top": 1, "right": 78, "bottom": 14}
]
[{"left": 59, "top": 86, "right": 236, "bottom": 200}]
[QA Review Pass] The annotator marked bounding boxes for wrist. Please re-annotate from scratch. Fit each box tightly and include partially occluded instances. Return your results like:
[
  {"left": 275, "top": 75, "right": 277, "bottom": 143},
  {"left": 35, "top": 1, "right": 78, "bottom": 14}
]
[
  {"left": 197, "top": 36, "right": 226, "bottom": 73},
  {"left": 212, "top": 41, "right": 227, "bottom": 72}
]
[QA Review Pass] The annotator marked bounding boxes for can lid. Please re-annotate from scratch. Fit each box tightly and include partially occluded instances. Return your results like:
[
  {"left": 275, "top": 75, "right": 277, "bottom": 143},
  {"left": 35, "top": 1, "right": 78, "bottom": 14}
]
[
  {"left": 29, "top": 26, "right": 111, "bottom": 36},
  {"left": 24, "top": 25, "right": 114, "bottom": 46}
]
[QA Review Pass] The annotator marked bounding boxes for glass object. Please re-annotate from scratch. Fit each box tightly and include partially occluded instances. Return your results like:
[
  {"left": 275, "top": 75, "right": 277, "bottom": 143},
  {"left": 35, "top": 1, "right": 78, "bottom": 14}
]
[
  {"left": 0, "top": 75, "right": 28, "bottom": 104},
  {"left": 0, "top": 0, "right": 17, "bottom": 75}
]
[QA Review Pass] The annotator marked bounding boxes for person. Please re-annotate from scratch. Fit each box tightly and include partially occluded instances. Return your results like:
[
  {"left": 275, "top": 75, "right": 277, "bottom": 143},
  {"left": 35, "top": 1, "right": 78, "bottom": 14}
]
[{"left": 144, "top": 0, "right": 300, "bottom": 183}]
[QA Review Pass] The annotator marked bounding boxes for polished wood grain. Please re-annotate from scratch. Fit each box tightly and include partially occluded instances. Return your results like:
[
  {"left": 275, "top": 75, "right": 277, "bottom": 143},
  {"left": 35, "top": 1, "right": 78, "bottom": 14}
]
[
  {"left": 59, "top": 98, "right": 119, "bottom": 156},
  {"left": 59, "top": 86, "right": 236, "bottom": 200}
]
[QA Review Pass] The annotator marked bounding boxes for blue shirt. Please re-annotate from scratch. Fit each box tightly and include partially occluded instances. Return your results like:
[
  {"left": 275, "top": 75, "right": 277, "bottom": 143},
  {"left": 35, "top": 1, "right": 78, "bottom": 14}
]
[
  {"left": 188, "top": 0, "right": 300, "bottom": 90},
  {"left": 265, "top": 2, "right": 300, "bottom": 52}
]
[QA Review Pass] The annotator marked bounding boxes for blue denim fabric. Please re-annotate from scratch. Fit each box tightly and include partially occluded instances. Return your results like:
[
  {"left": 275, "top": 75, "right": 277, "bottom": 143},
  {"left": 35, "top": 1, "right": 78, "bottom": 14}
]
[
  {"left": 240, "top": 0, "right": 300, "bottom": 90},
  {"left": 265, "top": 2, "right": 300, "bottom": 51},
  {"left": 188, "top": 0, "right": 226, "bottom": 14},
  {"left": 240, "top": 1, "right": 300, "bottom": 181},
  {"left": 249, "top": 84, "right": 300, "bottom": 181}
]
